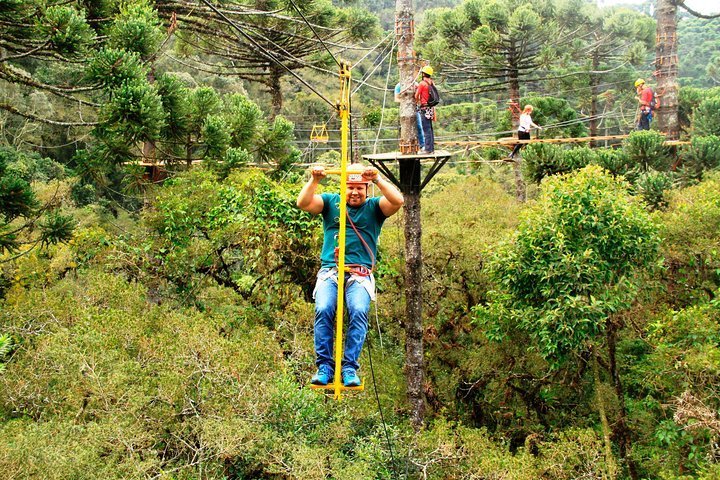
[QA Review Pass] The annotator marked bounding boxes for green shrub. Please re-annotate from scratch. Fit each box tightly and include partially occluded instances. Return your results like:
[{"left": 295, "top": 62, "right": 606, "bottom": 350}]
[
  {"left": 561, "top": 146, "right": 598, "bottom": 172},
  {"left": 477, "top": 165, "right": 661, "bottom": 364},
  {"left": 679, "top": 86, "right": 707, "bottom": 132},
  {"left": 656, "top": 173, "right": 720, "bottom": 305},
  {"left": 592, "top": 148, "right": 630, "bottom": 176},
  {"left": 623, "top": 130, "right": 673, "bottom": 173},
  {"left": 693, "top": 96, "right": 720, "bottom": 137},
  {"left": 634, "top": 169, "right": 673, "bottom": 211},
  {"left": 676, "top": 135, "right": 720, "bottom": 184},
  {"left": 70, "top": 181, "right": 98, "bottom": 207},
  {"left": 521, "top": 143, "right": 565, "bottom": 183},
  {"left": 522, "top": 145, "right": 596, "bottom": 183},
  {"left": 1, "top": 147, "right": 66, "bottom": 182}
]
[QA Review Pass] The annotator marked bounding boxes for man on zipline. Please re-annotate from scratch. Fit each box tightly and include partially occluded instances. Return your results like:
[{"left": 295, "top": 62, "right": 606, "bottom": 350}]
[{"left": 297, "top": 163, "right": 404, "bottom": 387}]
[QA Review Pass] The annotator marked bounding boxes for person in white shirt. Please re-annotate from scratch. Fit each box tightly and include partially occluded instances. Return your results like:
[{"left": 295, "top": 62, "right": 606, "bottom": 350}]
[{"left": 509, "top": 105, "right": 542, "bottom": 159}]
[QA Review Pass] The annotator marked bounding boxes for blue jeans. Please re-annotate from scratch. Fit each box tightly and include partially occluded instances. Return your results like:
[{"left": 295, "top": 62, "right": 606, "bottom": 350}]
[
  {"left": 638, "top": 108, "right": 652, "bottom": 130},
  {"left": 416, "top": 112, "right": 425, "bottom": 148},
  {"left": 420, "top": 110, "right": 434, "bottom": 152},
  {"left": 313, "top": 269, "right": 371, "bottom": 373}
]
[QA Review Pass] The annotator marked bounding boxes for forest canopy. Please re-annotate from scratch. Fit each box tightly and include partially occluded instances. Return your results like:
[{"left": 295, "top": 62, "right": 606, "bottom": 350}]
[{"left": 2, "top": 0, "right": 720, "bottom": 478}]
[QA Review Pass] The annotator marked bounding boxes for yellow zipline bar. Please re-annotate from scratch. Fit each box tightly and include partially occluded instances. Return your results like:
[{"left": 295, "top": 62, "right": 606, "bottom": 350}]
[
  {"left": 335, "top": 61, "right": 350, "bottom": 401},
  {"left": 309, "top": 60, "right": 363, "bottom": 400}
]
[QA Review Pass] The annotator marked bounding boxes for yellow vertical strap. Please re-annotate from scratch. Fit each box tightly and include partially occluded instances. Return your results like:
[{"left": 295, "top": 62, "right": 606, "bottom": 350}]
[{"left": 334, "top": 61, "right": 351, "bottom": 401}]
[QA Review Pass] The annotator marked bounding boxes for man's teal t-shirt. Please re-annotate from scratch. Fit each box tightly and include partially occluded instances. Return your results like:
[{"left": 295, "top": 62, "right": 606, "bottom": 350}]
[{"left": 320, "top": 193, "right": 387, "bottom": 269}]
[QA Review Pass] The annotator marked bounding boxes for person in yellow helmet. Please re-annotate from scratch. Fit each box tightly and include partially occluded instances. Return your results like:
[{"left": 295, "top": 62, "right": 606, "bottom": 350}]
[
  {"left": 415, "top": 65, "right": 437, "bottom": 154},
  {"left": 296, "top": 163, "right": 404, "bottom": 387},
  {"left": 635, "top": 78, "right": 655, "bottom": 131}
]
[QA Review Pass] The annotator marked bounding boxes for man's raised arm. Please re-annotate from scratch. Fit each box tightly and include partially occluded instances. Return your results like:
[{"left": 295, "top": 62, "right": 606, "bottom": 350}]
[
  {"left": 296, "top": 166, "right": 326, "bottom": 215},
  {"left": 362, "top": 167, "right": 404, "bottom": 217}
]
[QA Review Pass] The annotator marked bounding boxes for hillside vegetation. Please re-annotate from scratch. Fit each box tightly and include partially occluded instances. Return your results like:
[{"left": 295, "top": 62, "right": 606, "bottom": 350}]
[{"left": 2, "top": 0, "right": 720, "bottom": 478}]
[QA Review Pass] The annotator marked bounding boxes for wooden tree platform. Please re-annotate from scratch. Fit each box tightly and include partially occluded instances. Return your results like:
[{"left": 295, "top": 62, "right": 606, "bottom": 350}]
[{"left": 362, "top": 150, "right": 452, "bottom": 194}]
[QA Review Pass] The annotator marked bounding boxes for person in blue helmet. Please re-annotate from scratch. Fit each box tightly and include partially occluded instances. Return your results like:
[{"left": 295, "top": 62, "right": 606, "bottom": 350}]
[{"left": 296, "top": 163, "right": 404, "bottom": 387}]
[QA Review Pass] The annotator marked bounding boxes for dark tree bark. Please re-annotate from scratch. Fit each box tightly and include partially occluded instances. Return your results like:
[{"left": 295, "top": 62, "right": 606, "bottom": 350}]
[
  {"left": 590, "top": 48, "right": 600, "bottom": 146},
  {"left": 508, "top": 47, "right": 525, "bottom": 202},
  {"left": 607, "top": 319, "right": 639, "bottom": 480},
  {"left": 403, "top": 192, "right": 425, "bottom": 431},
  {"left": 396, "top": 0, "right": 425, "bottom": 433},
  {"left": 655, "top": 0, "right": 679, "bottom": 139},
  {"left": 396, "top": 0, "right": 419, "bottom": 154},
  {"left": 269, "top": 66, "right": 283, "bottom": 118}
]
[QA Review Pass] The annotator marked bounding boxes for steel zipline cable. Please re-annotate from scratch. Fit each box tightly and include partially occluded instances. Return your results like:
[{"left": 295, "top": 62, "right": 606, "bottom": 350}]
[
  {"left": 287, "top": 0, "right": 341, "bottom": 68},
  {"left": 200, "top": 0, "right": 336, "bottom": 109}
]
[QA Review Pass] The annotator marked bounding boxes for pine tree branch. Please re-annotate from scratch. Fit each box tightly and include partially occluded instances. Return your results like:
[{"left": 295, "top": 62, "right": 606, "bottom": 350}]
[
  {"left": 673, "top": 1, "right": 720, "bottom": 19},
  {"left": 0, "top": 103, "right": 98, "bottom": 126}
]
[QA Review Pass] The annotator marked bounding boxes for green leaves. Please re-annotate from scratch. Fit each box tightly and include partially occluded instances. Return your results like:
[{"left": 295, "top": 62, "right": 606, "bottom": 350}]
[
  {"left": 224, "top": 93, "right": 262, "bottom": 150},
  {"left": 38, "top": 5, "right": 93, "bottom": 56},
  {"left": 0, "top": 147, "right": 75, "bottom": 255},
  {"left": 107, "top": 0, "right": 164, "bottom": 59},
  {"left": 0, "top": 333, "right": 14, "bottom": 374},
  {"left": 202, "top": 115, "right": 231, "bottom": 160},
  {"left": 634, "top": 170, "right": 673, "bottom": 211},
  {"left": 693, "top": 96, "right": 720, "bottom": 137},
  {"left": 143, "top": 168, "right": 319, "bottom": 304},
  {"left": 338, "top": 7, "right": 381, "bottom": 42},
  {"left": 0, "top": 175, "right": 37, "bottom": 222},
  {"left": 477, "top": 165, "right": 661, "bottom": 364},
  {"left": 101, "top": 80, "right": 166, "bottom": 144},
  {"left": 623, "top": 130, "right": 673, "bottom": 173},
  {"left": 255, "top": 116, "right": 297, "bottom": 165},
  {"left": 677, "top": 135, "right": 720, "bottom": 183},
  {"left": 508, "top": 4, "right": 541, "bottom": 34},
  {"left": 39, "top": 211, "right": 76, "bottom": 247},
  {"left": 86, "top": 48, "right": 147, "bottom": 89}
]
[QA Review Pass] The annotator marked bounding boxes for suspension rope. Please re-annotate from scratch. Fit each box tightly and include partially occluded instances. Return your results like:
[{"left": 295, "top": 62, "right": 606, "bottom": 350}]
[
  {"left": 352, "top": 38, "right": 395, "bottom": 97},
  {"left": 287, "top": 0, "right": 340, "bottom": 67},
  {"left": 200, "top": 0, "right": 336, "bottom": 108},
  {"left": 373, "top": 40, "right": 394, "bottom": 155},
  {"left": 365, "top": 328, "right": 398, "bottom": 476}
]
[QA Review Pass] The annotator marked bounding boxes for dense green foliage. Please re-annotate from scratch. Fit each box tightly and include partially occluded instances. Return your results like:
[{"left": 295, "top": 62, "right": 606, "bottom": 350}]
[
  {"left": 678, "top": 14, "right": 720, "bottom": 87},
  {"left": 2, "top": 0, "right": 720, "bottom": 477},
  {"left": 477, "top": 166, "right": 660, "bottom": 364},
  {"left": 3, "top": 158, "right": 720, "bottom": 478}
]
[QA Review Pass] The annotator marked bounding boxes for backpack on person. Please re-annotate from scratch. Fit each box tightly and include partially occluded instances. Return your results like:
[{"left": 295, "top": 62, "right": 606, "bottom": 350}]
[
  {"left": 427, "top": 83, "right": 440, "bottom": 107},
  {"left": 649, "top": 89, "right": 659, "bottom": 110},
  {"left": 645, "top": 87, "right": 658, "bottom": 110}
]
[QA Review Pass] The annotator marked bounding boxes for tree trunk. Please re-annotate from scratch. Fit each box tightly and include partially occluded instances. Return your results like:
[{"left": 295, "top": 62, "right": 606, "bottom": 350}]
[
  {"left": 508, "top": 52, "right": 525, "bottom": 202},
  {"left": 142, "top": 68, "right": 157, "bottom": 165},
  {"left": 593, "top": 352, "right": 618, "bottom": 480},
  {"left": 186, "top": 132, "right": 193, "bottom": 168},
  {"left": 508, "top": 67, "right": 520, "bottom": 130},
  {"left": 403, "top": 192, "right": 425, "bottom": 431},
  {"left": 396, "top": 0, "right": 419, "bottom": 154},
  {"left": 352, "top": 120, "right": 360, "bottom": 163},
  {"left": 396, "top": 0, "right": 425, "bottom": 432},
  {"left": 607, "top": 319, "right": 639, "bottom": 480},
  {"left": 590, "top": 47, "right": 600, "bottom": 147},
  {"left": 655, "top": 0, "right": 679, "bottom": 139},
  {"left": 269, "top": 66, "right": 283, "bottom": 119}
]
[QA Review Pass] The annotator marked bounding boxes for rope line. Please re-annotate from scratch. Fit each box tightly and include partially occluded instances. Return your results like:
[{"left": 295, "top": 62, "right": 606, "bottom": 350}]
[
  {"left": 287, "top": 0, "right": 340, "bottom": 67},
  {"left": 365, "top": 329, "right": 398, "bottom": 477},
  {"left": 373, "top": 40, "right": 394, "bottom": 155},
  {"left": 200, "top": 0, "right": 336, "bottom": 108}
]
